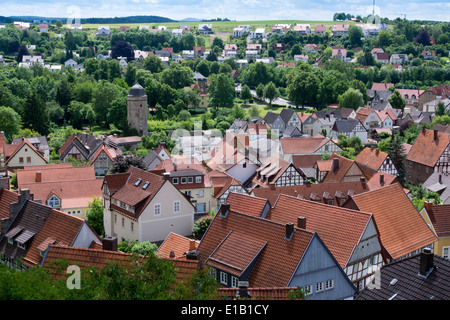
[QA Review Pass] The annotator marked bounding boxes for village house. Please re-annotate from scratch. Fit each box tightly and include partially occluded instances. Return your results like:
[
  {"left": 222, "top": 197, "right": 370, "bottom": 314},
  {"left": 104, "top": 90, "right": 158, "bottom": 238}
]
[
  {"left": 330, "top": 46, "right": 347, "bottom": 60},
  {"left": 280, "top": 136, "right": 342, "bottom": 161},
  {"left": 198, "top": 24, "right": 213, "bottom": 34},
  {"left": 332, "top": 24, "right": 349, "bottom": 36},
  {"left": 406, "top": 128, "right": 450, "bottom": 185},
  {"left": 0, "top": 135, "right": 48, "bottom": 171},
  {"left": 0, "top": 188, "right": 102, "bottom": 270},
  {"left": 303, "top": 43, "right": 319, "bottom": 53},
  {"left": 232, "top": 25, "right": 249, "bottom": 38},
  {"left": 38, "top": 24, "right": 48, "bottom": 32},
  {"left": 249, "top": 28, "right": 266, "bottom": 40},
  {"left": 290, "top": 154, "right": 322, "bottom": 180},
  {"left": 151, "top": 158, "right": 213, "bottom": 216},
  {"left": 10, "top": 135, "right": 50, "bottom": 161},
  {"left": 330, "top": 118, "right": 368, "bottom": 143},
  {"left": 196, "top": 201, "right": 357, "bottom": 299},
  {"left": 314, "top": 24, "right": 327, "bottom": 36},
  {"left": 418, "top": 84, "right": 450, "bottom": 110},
  {"left": 390, "top": 53, "right": 409, "bottom": 65},
  {"left": 420, "top": 202, "right": 450, "bottom": 260},
  {"left": 355, "top": 108, "right": 383, "bottom": 130},
  {"left": 102, "top": 166, "right": 195, "bottom": 243},
  {"left": 356, "top": 248, "right": 450, "bottom": 300},
  {"left": 267, "top": 194, "right": 385, "bottom": 291},
  {"left": 156, "top": 232, "right": 199, "bottom": 259},
  {"left": 345, "top": 183, "right": 438, "bottom": 262},
  {"left": 422, "top": 50, "right": 437, "bottom": 60},
  {"left": 354, "top": 147, "right": 398, "bottom": 176},
  {"left": 422, "top": 172, "right": 450, "bottom": 205},
  {"left": 293, "top": 24, "right": 311, "bottom": 35},
  {"left": 209, "top": 170, "right": 249, "bottom": 212},
  {"left": 294, "top": 54, "right": 309, "bottom": 63},
  {"left": 316, "top": 153, "right": 377, "bottom": 184},
  {"left": 95, "top": 26, "right": 111, "bottom": 37}
]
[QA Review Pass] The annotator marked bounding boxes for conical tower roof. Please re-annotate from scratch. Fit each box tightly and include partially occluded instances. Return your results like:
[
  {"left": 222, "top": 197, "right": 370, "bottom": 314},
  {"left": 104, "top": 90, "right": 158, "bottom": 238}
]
[{"left": 128, "top": 83, "right": 146, "bottom": 97}]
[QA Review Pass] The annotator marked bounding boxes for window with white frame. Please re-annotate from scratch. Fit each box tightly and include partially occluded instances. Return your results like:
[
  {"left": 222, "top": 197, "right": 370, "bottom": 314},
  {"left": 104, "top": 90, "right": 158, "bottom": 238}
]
[
  {"left": 7, "top": 237, "right": 13, "bottom": 245},
  {"left": 154, "top": 204, "right": 161, "bottom": 215},
  {"left": 303, "top": 284, "right": 312, "bottom": 295},
  {"left": 196, "top": 176, "right": 202, "bottom": 183},
  {"left": 173, "top": 178, "right": 179, "bottom": 184},
  {"left": 443, "top": 247, "right": 449, "bottom": 260},
  {"left": 210, "top": 267, "right": 217, "bottom": 279},
  {"left": 220, "top": 271, "right": 228, "bottom": 285},
  {"left": 17, "top": 242, "right": 26, "bottom": 250},
  {"left": 316, "top": 281, "right": 324, "bottom": 292},
  {"left": 188, "top": 177, "right": 193, "bottom": 184},
  {"left": 231, "top": 276, "right": 239, "bottom": 288},
  {"left": 197, "top": 189, "right": 204, "bottom": 197},
  {"left": 325, "top": 279, "right": 334, "bottom": 290},
  {"left": 174, "top": 201, "right": 180, "bottom": 213},
  {"left": 181, "top": 177, "right": 187, "bottom": 184},
  {"left": 47, "top": 195, "right": 60, "bottom": 207}
]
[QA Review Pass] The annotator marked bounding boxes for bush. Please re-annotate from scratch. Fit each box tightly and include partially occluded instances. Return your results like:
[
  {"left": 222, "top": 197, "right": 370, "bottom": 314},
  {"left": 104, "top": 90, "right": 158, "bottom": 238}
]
[{"left": 193, "top": 216, "right": 213, "bottom": 239}]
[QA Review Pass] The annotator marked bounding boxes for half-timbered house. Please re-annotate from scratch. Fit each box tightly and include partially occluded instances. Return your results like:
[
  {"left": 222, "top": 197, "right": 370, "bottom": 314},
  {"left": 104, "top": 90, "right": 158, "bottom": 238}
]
[{"left": 354, "top": 147, "right": 398, "bottom": 176}]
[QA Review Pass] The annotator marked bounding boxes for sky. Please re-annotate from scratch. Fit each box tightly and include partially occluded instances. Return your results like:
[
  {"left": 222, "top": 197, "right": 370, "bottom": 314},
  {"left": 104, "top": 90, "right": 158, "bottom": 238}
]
[{"left": 1, "top": 0, "right": 449, "bottom": 22}]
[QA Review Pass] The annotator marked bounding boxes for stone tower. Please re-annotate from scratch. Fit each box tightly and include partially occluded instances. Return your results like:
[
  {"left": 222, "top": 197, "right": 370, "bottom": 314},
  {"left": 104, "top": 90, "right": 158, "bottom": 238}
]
[{"left": 127, "top": 83, "right": 148, "bottom": 136}]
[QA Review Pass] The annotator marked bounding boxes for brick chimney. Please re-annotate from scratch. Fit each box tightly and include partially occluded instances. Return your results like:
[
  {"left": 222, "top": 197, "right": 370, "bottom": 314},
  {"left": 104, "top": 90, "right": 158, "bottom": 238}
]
[
  {"left": 35, "top": 171, "right": 42, "bottom": 183},
  {"left": 433, "top": 129, "right": 438, "bottom": 141},
  {"left": 169, "top": 251, "right": 175, "bottom": 258},
  {"left": 419, "top": 247, "right": 434, "bottom": 277},
  {"left": 237, "top": 281, "right": 250, "bottom": 299},
  {"left": 220, "top": 203, "right": 230, "bottom": 217},
  {"left": 285, "top": 223, "right": 294, "bottom": 240},
  {"left": 189, "top": 239, "right": 196, "bottom": 251},
  {"left": 102, "top": 236, "right": 118, "bottom": 251},
  {"left": 439, "top": 174, "right": 442, "bottom": 184},
  {"left": 423, "top": 201, "right": 433, "bottom": 210},
  {"left": 380, "top": 174, "right": 384, "bottom": 185},
  {"left": 297, "top": 216, "right": 306, "bottom": 229}
]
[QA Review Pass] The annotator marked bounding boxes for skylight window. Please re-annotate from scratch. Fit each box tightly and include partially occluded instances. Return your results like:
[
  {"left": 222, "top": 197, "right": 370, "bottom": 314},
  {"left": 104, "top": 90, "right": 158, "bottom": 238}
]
[
  {"left": 142, "top": 181, "right": 150, "bottom": 189},
  {"left": 135, "top": 178, "right": 142, "bottom": 186}
]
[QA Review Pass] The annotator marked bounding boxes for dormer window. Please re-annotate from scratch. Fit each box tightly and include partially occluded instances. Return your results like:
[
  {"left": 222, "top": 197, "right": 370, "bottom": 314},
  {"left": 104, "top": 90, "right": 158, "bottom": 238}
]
[
  {"left": 48, "top": 195, "right": 60, "bottom": 207},
  {"left": 134, "top": 178, "right": 142, "bottom": 186}
]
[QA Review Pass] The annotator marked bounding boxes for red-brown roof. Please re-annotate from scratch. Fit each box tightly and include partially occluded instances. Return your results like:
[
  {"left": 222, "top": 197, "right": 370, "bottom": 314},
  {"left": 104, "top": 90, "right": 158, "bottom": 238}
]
[
  {"left": 156, "top": 232, "right": 199, "bottom": 259},
  {"left": 267, "top": 194, "right": 374, "bottom": 267},
  {"left": 197, "top": 209, "right": 315, "bottom": 288},
  {"left": 4, "top": 137, "right": 48, "bottom": 165},
  {"left": 423, "top": 204, "right": 450, "bottom": 238},
  {"left": 218, "top": 287, "right": 304, "bottom": 300},
  {"left": 407, "top": 128, "right": 450, "bottom": 167},
  {"left": 292, "top": 154, "right": 322, "bottom": 169},
  {"left": 280, "top": 137, "right": 334, "bottom": 155},
  {"left": 17, "top": 165, "right": 96, "bottom": 186},
  {"left": 354, "top": 147, "right": 388, "bottom": 171},
  {"left": 366, "top": 171, "right": 399, "bottom": 191},
  {"left": 322, "top": 153, "right": 376, "bottom": 183},
  {"left": 371, "top": 83, "right": 394, "bottom": 91},
  {"left": 226, "top": 192, "right": 269, "bottom": 216},
  {"left": 0, "top": 188, "right": 19, "bottom": 220},
  {"left": 349, "top": 183, "right": 438, "bottom": 260}
]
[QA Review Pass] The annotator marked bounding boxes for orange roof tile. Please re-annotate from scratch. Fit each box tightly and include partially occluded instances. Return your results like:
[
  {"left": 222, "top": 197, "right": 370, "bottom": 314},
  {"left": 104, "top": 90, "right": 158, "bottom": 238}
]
[
  {"left": 197, "top": 209, "right": 314, "bottom": 288},
  {"left": 157, "top": 232, "right": 199, "bottom": 259},
  {"left": 423, "top": 204, "right": 450, "bottom": 238},
  {"left": 0, "top": 188, "right": 19, "bottom": 220},
  {"left": 267, "top": 194, "right": 374, "bottom": 267},
  {"left": 349, "top": 183, "right": 438, "bottom": 260},
  {"left": 407, "top": 128, "right": 450, "bottom": 167},
  {"left": 226, "top": 192, "right": 269, "bottom": 216},
  {"left": 17, "top": 165, "right": 95, "bottom": 186},
  {"left": 280, "top": 137, "right": 333, "bottom": 155},
  {"left": 354, "top": 147, "right": 388, "bottom": 171},
  {"left": 4, "top": 137, "right": 48, "bottom": 165},
  {"left": 219, "top": 287, "right": 303, "bottom": 300}
]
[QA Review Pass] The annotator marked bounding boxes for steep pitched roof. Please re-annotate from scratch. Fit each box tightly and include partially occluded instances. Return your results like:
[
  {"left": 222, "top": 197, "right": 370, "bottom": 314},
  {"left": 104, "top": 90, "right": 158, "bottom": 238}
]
[
  {"left": 356, "top": 252, "right": 450, "bottom": 300},
  {"left": 366, "top": 172, "right": 400, "bottom": 191},
  {"left": 226, "top": 192, "right": 269, "bottom": 217},
  {"left": 280, "top": 137, "right": 336, "bottom": 155},
  {"left": 267, "top": 194, "right": 375, "bottom": 268},
  {"left": 4, "top": 137, "right": 48, "bottom": 165},
  {"left": 332, "top": 119, "right": 362, "bottom": 133},
  {"left": 322, "top": 153, "right": 371, "bottom": 183},
  {"left": 0, "top": 188, "right": 19, "bottom": 220},
  {"left": 251, "top": 155, "right": 302, "bottom": 188},
  {"left": 349, "top": 183, "right": 438, "bottom": 260},
  {"left": 422, "top": 204, "right": 450, "bottom": 239},
  {"left": 354, "top": 147, "right": 389, "bottom": 171},
  {"left": 156, "top": 232, "right": 199, "bottom": 259},
  {"left": 253, "top": 180, "right": 370, "bottom": 206},
  {"left": 197, "top": 209, "right": 315, "bottom": 287},
  {"left": 16, "top": 165, "right": 95, "bottom": 186},
  {"left": 407, "top": 128, "right": 450, "bottom": 167},
  {"left": 291, "top": 154, "right": 322, "bottom": 169}
]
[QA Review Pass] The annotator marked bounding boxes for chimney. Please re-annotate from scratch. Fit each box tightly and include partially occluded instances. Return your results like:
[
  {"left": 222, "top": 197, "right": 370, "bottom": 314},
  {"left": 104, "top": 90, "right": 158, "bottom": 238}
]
[
  {"left": 423, "top": 201, "right": 433, "bottom": 211},
  {"left": 380, "top": 174, "right": 384, "bottom": 185},
  {"left": 285, "top": 223, "right": 294, "bottom": 240},
  {"left": 238, "top": 281, "right": 250, "bottom": 299},
  {"left": 434, "top": 130, "right": 438, "bottom": 141},
  {"left": 169, "top": 251, "right": 175, "bottom": 259},
  {"left": 102, "top": 236, "right": 118, "bottom": 251},
  {"left": 332, "top": 158, "right": 339, "bottom": 172},
  {"left": 189, "top": 239, "right": 196, "bottom": 251},
  {"left": 419, "top": 248, "right": 434, "bottom": 277},
  {"left": 439, "top": 174, "right": 443, "bottom": 184},
  {"left": 360, "top": 177, "right": 366, "bottom": 183},
  {"left": 35, "top": 171, "right": 42, "bottom": 183},
  {"left": 220, "top": 203, "right": 230, "bottom": 217},
  {"left": 163, "top": 172, "right": 170, "bottom": 181},
  {"left": 297, "top": 216, "right": 306, "bottom": 229},
  {"left": 186, "top": 250, "right": 199, "bottom": 260}
]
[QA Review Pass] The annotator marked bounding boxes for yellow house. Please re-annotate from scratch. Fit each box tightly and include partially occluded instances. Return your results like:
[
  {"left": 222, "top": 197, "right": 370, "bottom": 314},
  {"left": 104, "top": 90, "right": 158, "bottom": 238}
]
[
  {"left": 2, "top": 137, "right": 47, "bottom": 170},
  {"left": 419, "top": 202, "right": 450, "bottom": 259}
]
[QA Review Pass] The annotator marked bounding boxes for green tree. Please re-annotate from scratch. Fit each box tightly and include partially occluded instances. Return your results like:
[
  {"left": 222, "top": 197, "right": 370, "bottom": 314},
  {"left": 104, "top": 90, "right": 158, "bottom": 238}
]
[
  {"left": 0, "top": 106, "right": 22, "bottom": 141},
  {"left": 86, "top": 196, "right": 105, "bottom": 237},
  {"left": 435, "top": 101, "right": 447, "bottom": 117},
  {"left": 143, "top": 55, "right": 165, "bottom": 73},
  {"left": 240, "top": 84, "right": 253, "bottom": 104},
  {"left": 263, "top": 81, "right": 279, "bottom": 107},
  {"left": 92, "top": 81, "right": 126, "bottom": 123},
  {"left": 388, "top": 90, "right": 406, "bottom": 110},
  {"left": 387, "top": 133, "right": 407, "bottom": 183},
  {"left": 208, "top": 73, "right": 235, "bottom": 109},
  {"left": 338, "top": 88, "right": 364, "bottom": 110},
  {"left": 195, "top": 60, "right": 210, "bottom": 77},
  {"left": 256, "top": 83, "right": 265, "bottom": 100},
  {"left": 22, "top": 92, "right": 50, "bottom": 136},
  {"left": 348, "top": 25, "right": 363, "bottom": 47},
  {"left": 287, "top": 70, "right": 320, "bottom": 107}
]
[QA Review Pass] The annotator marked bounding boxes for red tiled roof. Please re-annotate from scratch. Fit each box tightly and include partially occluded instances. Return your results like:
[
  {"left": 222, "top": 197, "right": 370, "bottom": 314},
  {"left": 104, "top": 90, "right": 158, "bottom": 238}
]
[
  {"left": 292, "top": 154, "right": 322, "bottom": 169},
  {"left": 17, "top": 165, "right": 95, "bottom": 186},
  {"left": 423, "top": 204, "right": 450, "bottom": 238},
  {"left": 0, "top": 188, "right": 19, "bottom": 220},
  {"left": 267, "top": 194, "right": 374, "bottom": 267},
  {"left": 219, "top": 287, "right": 303, "bottom": 300},
  {"left": 226, "top": 192, "right": 269, "bottom": 216},
  {"left": 252, "top": 155, "right": 295, "bottom": 188},
  {"left": 4, "top": 137, "right": 48, "bottom": 165},
  {"left": 354, "top": 147, "right": 388, "bottom": 171},
  {"left": 253, "top": 181, "right": 369, "bottom": 206},
  {"left": 156, "top": 232, "right": 199, "bottom": 259},
  {"left": 89, "top": 143, "right": 120, "bottom": 163},
  {"left": 366, "top": 172, "right": 399, "bottom": 191},
  {"left": 280, "top": 137, "right": 333, "bottom": 154},
  {"left": 197, "top": 209, "right": 314, "bottom": 288},
  {"left": 371, "top": 83, "right": 394, "bottom": 91},
  {"left": 407, "top": 128, "right": 450, "bottom": 167},
  {"left": 349, "top": 183, "right": 438, "bottom": 260}
]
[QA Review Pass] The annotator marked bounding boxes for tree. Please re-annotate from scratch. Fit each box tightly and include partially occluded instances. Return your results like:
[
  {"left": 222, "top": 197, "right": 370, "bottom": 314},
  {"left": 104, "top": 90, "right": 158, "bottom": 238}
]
[
  {"left": 240, "top": 84, "right": 253, "bottom": 104},
  {"left": 86, "top": 196, "right": 105, "bottom": 237},
  {"left": 348, "top": 25, "right": 363, "bottom": 47},
  {"left": 337, "top": 88, "right": 364, "bottom": 110},
  {"left": 22, "top": 92, "right": 50, "bottom": 136},
  {"left": 248, "top": 105, "right": 261, "bottom": 118},
  {"left": 208, "top": 73, "right": 235, "bottom": 109},
  {"left": 256, "top": 83, "right": 265, "bottom": 100},
  {"left": 388, "top": 90, "right": 406, "bottom": 110},
  {"left": 92, "top": 81, "right": 126, "bottom": 123},
  {"left": 195, "top": 60, "right": 210, "bottom": 77},
  {"left": 263, "top": 81, "right": 279, "bottom": 107},
  {"left": 0, "top": 106, "right": 21, "bottom": 141},
  {"left": 287, "top": 70, "right": 320, "bottom": 107},
  {"left": 55, "top": 78, "right": 73, "bottom": 108},
  {"left": 111, "top": 41, "right": 134, "bottom": 62},
  {"left": 109, "top": 154, "right": 146, "bottom": 174},
  {"left": 414, "top": 30, "right": 431, "bottom": 46},
  {"left": 435, "top": 101, "right": 447, "bottom": 117},
  {"left": 350, "top": 79, "right": 369, "bottom": 104},
  {"left": 387, "top": 133, "right": 407, "bottom": 183},
  {"left": 143, "top": 55, "right": 165, "bottom": 73}
]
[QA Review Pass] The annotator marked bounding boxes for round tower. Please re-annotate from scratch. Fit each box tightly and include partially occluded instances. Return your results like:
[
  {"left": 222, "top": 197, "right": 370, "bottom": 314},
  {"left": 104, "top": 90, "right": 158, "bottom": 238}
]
[{"left": 127, "top": 83, "right": 148, "bottom": 136}]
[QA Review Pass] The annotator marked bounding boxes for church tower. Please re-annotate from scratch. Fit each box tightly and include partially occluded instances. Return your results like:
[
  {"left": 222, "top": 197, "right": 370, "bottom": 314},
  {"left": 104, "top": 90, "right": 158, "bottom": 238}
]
[{"left": 127, "top": 83, "right": 148, "bottom": 136}]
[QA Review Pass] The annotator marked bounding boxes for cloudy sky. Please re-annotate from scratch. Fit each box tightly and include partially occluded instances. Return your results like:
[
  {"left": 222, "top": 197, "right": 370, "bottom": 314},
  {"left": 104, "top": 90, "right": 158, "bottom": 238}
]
[{"left": 2, "top": 0, "right": 449, "bottom": 22}]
